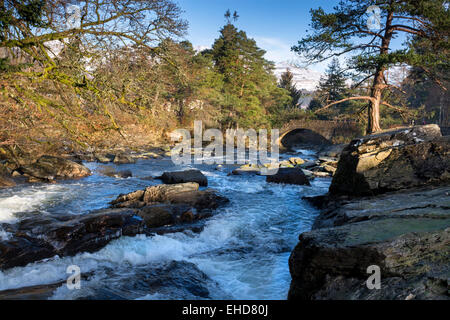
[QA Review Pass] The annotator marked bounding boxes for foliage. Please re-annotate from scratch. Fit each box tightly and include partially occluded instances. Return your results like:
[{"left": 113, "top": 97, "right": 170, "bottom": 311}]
[{"left": 278, "top": 68, "right": 301, "bottom": 108}]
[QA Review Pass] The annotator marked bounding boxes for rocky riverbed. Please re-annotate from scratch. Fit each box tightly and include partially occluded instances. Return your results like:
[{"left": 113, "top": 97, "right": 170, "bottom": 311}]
[{"left": 0, "top": 141, "right": 333, "bottom": 299}]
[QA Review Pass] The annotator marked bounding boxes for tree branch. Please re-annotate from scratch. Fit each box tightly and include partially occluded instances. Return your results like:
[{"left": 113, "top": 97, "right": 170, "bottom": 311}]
[{"left": 314, "top": 96, "right": 375, "bottom": 113}]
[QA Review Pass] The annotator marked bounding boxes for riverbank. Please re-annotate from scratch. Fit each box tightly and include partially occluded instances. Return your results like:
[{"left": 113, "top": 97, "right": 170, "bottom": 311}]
[{"left": 288, "top": 125, "right": 450, "bottom": 300}]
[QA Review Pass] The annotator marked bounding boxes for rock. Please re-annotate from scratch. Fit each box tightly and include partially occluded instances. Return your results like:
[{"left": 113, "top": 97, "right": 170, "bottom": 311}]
[
  {"left": 160, "top": 169, "right": 208, "bottom": 187},
  {"left": 0, "top": 164, "right": 15, "bottom": 188},
  {"left": 289, "top": 157, "right": 305, "bottom": 166},
  {"left": 300, "top": 160, "right": 319, "bottom": 169},
  {"left": 279, "top": 160, "right": 294, "bottom": 168},
  {"left": 98, "top": 166, "right": 132, "bottom": 178},
  {"left": 289, "top": 185, "right": 450, "bottom": 300},
  {"left": 113, "top": 153, "right": 135, "bottom": 164},
  {"left": 137, "top": 204, "right": 204, "bottom": 228},
  {"left": 311, "top": 171, "right": 331, "bottom": 177},
  {"left": 289, "top": 220, "right": 450, "bottom": 300},
  {"left": 0, "top": 234, "right": 55, "bottom": 270},
  {"left": 95, "top": 154, "right": 112, "bottom": 163},
  {"left": 301, "top": 169, "right": 315, "bottom": 179},
  {"left": 322, "top": 165, "right": 337, "bottom": 174},
  {"left": 318, "top": 144, "right": 346, "bottom": 158},
  {"left": 137, "top": 204, "right": 175, "bottom": 228},
  {"left": 111, "top": 183, "right": 228, "bottom": 212},
  {"left": 231, "top": 164, "right": 261, "bottom": 175},
  {"left": 19, "top": 155, "right": 91, "bottom": 181},
  {"left": 318, "top": 156, "right": 338, "bottom": 165},
  {"left": 58, "top": 261, "right": 219, "bottom": 300},
  {"left": 330, "top": 125, "right": 450, "bottom": 196},
  {"left": 266, "top": 168, "right": 311, "bottom": 186},
  {"left": 0, "top": 209, "right": 144, "bottom": 270},
  {"left": 141, "top": 152, "right": 161, "bottom": 159}
]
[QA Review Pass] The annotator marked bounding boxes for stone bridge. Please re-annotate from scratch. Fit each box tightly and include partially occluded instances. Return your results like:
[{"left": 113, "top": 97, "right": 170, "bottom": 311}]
[{"left": 277, "top": 119, "right": 361, "bottom": 147}]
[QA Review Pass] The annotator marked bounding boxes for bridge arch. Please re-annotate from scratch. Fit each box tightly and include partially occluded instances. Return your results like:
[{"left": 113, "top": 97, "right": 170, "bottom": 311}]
[{"left": 277, "top": 119, "right": 360, "bottom": 148}]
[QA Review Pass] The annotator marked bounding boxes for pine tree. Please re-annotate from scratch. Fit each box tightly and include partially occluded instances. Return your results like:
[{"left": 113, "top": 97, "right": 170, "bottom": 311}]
[
  {"left": 318, "top": 58, "right": 348, "bottom": 102},
  {"left": 209, "top": 11, "right": 290, "bottom": 128},
  {"left": 279, "top": 68, "right": 302, "bottom": 108}
]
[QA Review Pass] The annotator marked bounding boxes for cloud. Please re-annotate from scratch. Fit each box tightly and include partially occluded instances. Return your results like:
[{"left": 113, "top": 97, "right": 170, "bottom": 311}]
[{"left": 253, "top": 36, "right": 297, "bottom": 63}]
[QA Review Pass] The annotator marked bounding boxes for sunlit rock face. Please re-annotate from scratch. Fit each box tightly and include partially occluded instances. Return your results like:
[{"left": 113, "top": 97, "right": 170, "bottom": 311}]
[{"left": 329, "top": 125, "right": 449, "bottom": 196}]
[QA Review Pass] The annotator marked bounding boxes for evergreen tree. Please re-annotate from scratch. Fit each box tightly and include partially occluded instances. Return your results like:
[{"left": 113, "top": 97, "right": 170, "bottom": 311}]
[
  {"left": 209, "top": 11, "right": 290, "bottom": 128},
  {"left": 279, "top": 68, "right": 302, "bottom": 108},
  {"left": 318, "top": 58, "right": 348, "bottom": 102}
]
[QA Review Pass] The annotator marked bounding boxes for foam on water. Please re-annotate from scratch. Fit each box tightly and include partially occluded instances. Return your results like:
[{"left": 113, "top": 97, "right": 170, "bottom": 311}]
[{"left": 0, "top": 184, "right": 72, "bottom": 223}]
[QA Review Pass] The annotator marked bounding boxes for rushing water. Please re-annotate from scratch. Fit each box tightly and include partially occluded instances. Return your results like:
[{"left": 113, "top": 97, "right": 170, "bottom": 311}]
[{"left": 0, "top": 149, "right": 330, "bottom": 300}]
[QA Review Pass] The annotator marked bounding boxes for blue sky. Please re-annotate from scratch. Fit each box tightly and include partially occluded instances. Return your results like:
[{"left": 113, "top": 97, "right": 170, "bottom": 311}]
[
  {"left": 177, "top": 0, "right": 407, "bottom": 73},
  {"left": 177, "top": 0, "right": 341, "bottom": 72}
]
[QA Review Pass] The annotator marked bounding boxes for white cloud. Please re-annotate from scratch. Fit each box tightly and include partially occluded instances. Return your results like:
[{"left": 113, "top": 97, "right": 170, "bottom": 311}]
[{"left": 253, "top": 36, "right": 297, "bottom": 63}]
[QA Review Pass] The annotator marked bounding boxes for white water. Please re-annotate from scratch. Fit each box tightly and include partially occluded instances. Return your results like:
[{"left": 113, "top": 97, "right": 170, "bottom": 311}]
[{"left": 0, "top": 151, "right": 330, "bottom": 299}]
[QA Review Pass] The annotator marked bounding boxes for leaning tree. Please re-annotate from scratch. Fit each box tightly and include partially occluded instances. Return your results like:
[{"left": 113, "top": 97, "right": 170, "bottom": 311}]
[{"left": 292, "top": 0, "right": 449, "bottom": 133}]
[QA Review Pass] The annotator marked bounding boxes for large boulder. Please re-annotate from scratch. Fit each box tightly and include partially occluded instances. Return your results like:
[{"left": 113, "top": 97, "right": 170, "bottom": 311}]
[
  {"left": 0, "top": 209, "right": 144, "bottom": 270},
  {"left": 266, "top": 168, "right": 311, "bottom": 186},
  {"left": 160, "top": 169, "right": 208, "bottom": 186},
  {"left": 289, "top": 185, "right": 450, "bottom": 300},
  {"left": 19, "top": 155, "right": 91, "bottom": 182},
  {"left": 330, "top": 125, "right": 449, "bottom": 196},
  {"left": 111, "top": 182, "right": 229, "bottom": 212}
]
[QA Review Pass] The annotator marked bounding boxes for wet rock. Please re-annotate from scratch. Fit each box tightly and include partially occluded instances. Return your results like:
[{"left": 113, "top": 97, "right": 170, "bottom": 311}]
[
  {"left": 330, "top": 125, "right": 450, "bottom": 196},
  {"left": 113, "top": 153, "right": 135, "bottom": 164},
  {"left": 64, "top": 261, "right": 219, "bottom": 300},
  {"left": 111, "top": 183, "right": 229, "bottom": 212},
  {"left": 0, "top": 209, "right": 144, "bottom": 270},
  {"left": 160, "top": 169, "right": 208, "bottom": 186},
  {"left": 43, "top": 209, "right": 144, "bottom": 256},
  {"left": 0, "top": 234, "right": 56, "bottom": 270},
  {"left": 19, "top": 155, "right": 91, "bottom": 182},
  {"left": 137, "top": 204, "right": 204, "bottom": 228},
  {"left": 266, "top": 168, "right": 311, "bottom": 186},
  {"left": 98, "top": 166, "right": 132, "bottom": 178}
]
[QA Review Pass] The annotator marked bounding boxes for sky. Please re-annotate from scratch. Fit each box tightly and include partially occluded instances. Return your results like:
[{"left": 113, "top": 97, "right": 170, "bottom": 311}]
[
  {"left": 177, "top": 0, "right": 342, "bottom": 73},
  {"left": 177, "top": 0, "right": 407, "bottom": 74}
]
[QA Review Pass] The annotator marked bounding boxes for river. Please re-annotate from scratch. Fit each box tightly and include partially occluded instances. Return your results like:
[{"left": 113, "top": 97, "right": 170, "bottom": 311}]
[{"left": 0, "top": 148, "right": 330, "bottom": 300}]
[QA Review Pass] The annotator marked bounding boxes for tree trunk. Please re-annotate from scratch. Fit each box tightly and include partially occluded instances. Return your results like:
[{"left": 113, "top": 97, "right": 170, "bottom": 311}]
[
  {"left": 367, "top": 73, "right": 383, "bottom": 133},
  {"left": 366, "top": 10, "right": 394, "bottom": 134}
]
